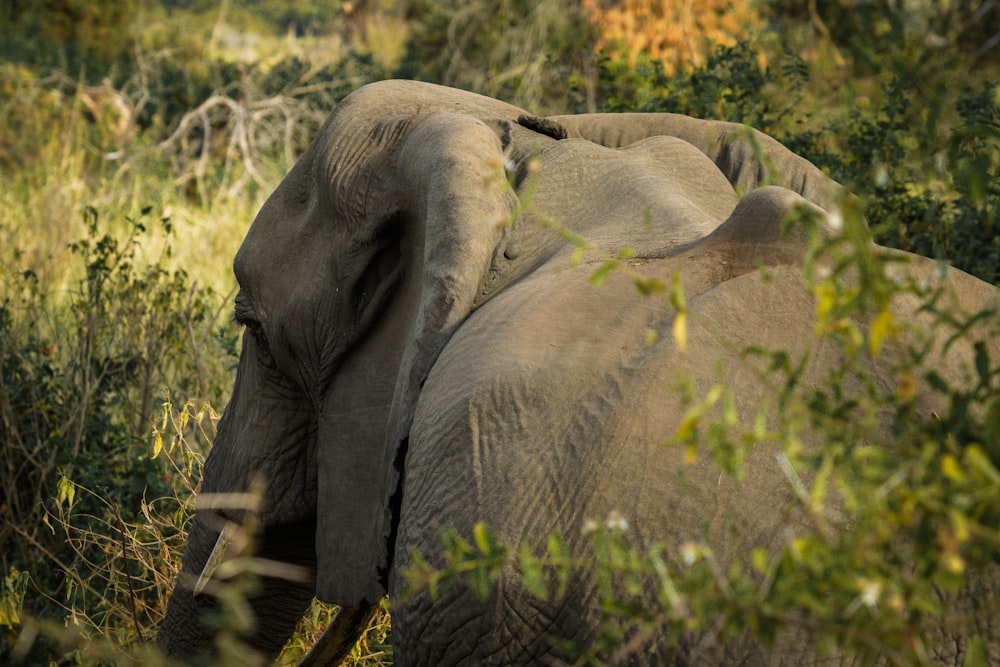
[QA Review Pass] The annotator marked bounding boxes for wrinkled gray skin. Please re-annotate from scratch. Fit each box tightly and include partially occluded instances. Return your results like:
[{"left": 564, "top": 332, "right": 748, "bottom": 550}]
[{"left": 157, "top": 80, "right": 998, "bottom": 665}]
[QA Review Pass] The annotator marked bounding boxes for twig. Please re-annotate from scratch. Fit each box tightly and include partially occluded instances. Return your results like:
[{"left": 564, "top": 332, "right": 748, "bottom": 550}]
[
  {"left": 104, "top": 487, "right": 144, "bottom": 639},
  {"left": 808, "top": 0, "right": 846, "bottom": 69},
  {"left": 9, "top": 523, "right": 110, "bottom": 605}
]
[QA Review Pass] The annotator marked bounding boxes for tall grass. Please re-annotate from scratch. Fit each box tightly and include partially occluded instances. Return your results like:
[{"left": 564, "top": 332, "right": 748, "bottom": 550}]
[{"left": 0, "top": 6, "right": 395, "bottom": 661}]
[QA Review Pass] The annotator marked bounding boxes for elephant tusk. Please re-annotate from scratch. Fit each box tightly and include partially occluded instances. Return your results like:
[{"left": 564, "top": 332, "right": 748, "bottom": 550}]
[{"left": 193, "top": 521, "right": 238, "bottom": 596}]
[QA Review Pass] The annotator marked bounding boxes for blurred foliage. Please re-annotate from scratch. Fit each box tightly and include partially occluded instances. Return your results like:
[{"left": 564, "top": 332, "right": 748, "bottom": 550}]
[
  {"left": 398, "top": 0, "right": 598, "bottom": 112},
  {"left": 766, "top": 0, "right": 999, "bottom": 69},
  {"left": 0, "top": 0, "right": 138, "bottom": 72},
  {"left": 0, "top": 210, "right": 240, "bottom": 663},
  {"left": 582, "top": 0, "right": 765, "bottom": 73},
  {"left": 235, "top": 0, "right": 341, "bottom": 36}
]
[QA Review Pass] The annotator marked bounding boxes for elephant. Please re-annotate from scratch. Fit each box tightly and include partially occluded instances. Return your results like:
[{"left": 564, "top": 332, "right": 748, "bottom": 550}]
[{"left": 156, "top": 79, "right": 999, "bottom": 665}]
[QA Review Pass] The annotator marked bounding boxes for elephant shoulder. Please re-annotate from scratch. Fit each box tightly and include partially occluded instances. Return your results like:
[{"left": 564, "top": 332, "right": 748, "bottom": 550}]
[{"left": 694, "top": 186, "right": 833, "bottom": 270}]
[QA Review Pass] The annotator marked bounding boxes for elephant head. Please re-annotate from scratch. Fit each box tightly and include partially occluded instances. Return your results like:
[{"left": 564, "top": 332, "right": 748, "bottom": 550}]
[
  {"left": 156, "top": 81, "right": 537, "bottom": 657},
  {"left": 156, "top": 80, "right": 999, "bottom": 664}
]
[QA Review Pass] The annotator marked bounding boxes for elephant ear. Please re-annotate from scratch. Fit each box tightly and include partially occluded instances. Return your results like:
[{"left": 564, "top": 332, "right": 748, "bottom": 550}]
[{"left": 314, "top": 112, "right": 519, "bottom": 607}]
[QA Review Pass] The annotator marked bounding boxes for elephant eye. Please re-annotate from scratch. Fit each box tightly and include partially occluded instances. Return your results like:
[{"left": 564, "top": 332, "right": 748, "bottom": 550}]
[
  {"left": 248, "top": 324, "right": 276, "bottom": 369},
  {"left": 234, "top": 312, "right": 276, "bottom": 370}
]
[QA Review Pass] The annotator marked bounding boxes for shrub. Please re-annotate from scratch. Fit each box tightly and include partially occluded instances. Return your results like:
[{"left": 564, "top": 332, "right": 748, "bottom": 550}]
[
  {"left": 582, "top": 0, "right": 765, "bottom": 74},
  {"left": 397, "top": 0, "right": 597, "bottom": 113},
  {"left": 0, "top": 208, "right": 237, "bottom": 664},
  {"left": 0, "top": 0, "right": 137, "bottom": 75},
  {"left": 765, "top": 0, "right": 999, "bottom": 69}
]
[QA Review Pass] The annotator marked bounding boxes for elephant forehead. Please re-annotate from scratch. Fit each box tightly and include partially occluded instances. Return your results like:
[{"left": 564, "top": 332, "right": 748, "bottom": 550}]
[
  {"left": 527, "top": 137, "right": 738, "bottom": 251},
  {"left": 235, "top": 196, "right": 340, "bottom": 315}
]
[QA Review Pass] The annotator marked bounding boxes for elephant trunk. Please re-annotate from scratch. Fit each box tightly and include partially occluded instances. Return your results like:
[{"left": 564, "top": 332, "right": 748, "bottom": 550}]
[
  {"left": 156, "top": 508, "right": 318, "bottom": 660},
  {"left": 156, "top": 514, "right": 226, "bottom": 659}
]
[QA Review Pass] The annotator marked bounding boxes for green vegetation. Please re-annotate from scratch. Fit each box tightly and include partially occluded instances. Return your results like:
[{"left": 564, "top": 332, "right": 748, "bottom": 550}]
[{"left": 1, "top": 0, "right": 997, "bottom": 664}]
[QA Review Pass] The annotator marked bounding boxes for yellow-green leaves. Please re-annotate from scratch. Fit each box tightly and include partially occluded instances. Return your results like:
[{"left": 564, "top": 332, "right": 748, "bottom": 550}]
[
  {"left": 670, "top": 383, "right": 750, "bottom": 477},
  {"left": 962, "top": 636, "right": 989, "bottom": 667},
  {"left": 406, "top": 522, "right": 509, "bottom": 602},
  {"left": 589, "top": 246, "right": 635, "bottom": 287},
  {"left": 518, "top": 532, "right": 572, "bottom": 602},
  {"left": 0, "top": 570, "right": 28, "bottom": 628},
  {"left": 868, "top": 307, "right": 898, "bottom": 356},
  {"left": 940, "top": 453, "right": 965, "bottom": 483},
  {"left": 669, "top": 271, "right": 687, "bottom": 353},
  {"left": 56, "top": 475, "right": 76, "bottom": 510}
]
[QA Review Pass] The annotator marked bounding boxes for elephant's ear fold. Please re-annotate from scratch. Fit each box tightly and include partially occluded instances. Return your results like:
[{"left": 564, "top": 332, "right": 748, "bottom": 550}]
[
  {"left": 314, "top": 113, "right": 518, "bottom": 607},
  {"left": 387, "top": 113, "right": 519, "bottom": 438}
]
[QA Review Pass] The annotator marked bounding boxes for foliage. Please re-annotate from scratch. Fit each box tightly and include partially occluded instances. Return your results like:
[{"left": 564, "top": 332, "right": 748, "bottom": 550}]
[
  {"left": 151, "top": 50, "right": 387, "bottom": 204},
  {"left": 765, "top": 0, "right": 1000, "bottom": 69},
  {"left": 280, "top": 600, "right": 393, "bottom": 665},
  {"left": 235, "top": 0, "right": 341, "bottom": 36},
  {"left": 590, "top": 39, "right": 1000, "bottom": 285},
  {"left": 0, "top": 210, "right": 236, "bottom": 664},
  {"left": 582, "top": 0, "right": 765, "bottom": 73},
  {"left": 0, "top": 0, "right": 138, "bottom": 74},
  {"left": 398, "top": 0, "right": 598, "bottom": 113},
  {"left": 594, "top": 41, "right": 783, "bottom": 127}
]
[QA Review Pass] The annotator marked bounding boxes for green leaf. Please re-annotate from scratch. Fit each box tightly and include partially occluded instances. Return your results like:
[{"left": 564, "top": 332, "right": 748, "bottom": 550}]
[
  {"left": 966, "top": 445, "right": 1000, "bottom": 485},
  {"left": 590, "top": 260, "right": 619, "bottom": 287},
  {"left": 56, "top": 476, "right": 76, "bottom": 510},
  {"left": 751, "top": 548, "right": 769, "bottom": 575},
  {"left": 673, "top": 311, "right": 688, "bottom": 353},
  {"left": 869, "top": 308, "right": 897, "bottom": 356},
  {"left": 925, "top": 370, "right": 950, "bottom": 393},
  {"left": 940, "top": 454, "right": 966, "bottom": 483},
  {"left": 473, "top": 522, "right": 493, "bottom": 555},
  {"left": 468, "top": 564, "right": 492, "bottom": 601},
  {"left": 974, "top": 341, "right": 990, "bottom": 388},
  {"left": 768, "top": 350, "right": 791, "bottom": 373},
  {"left": 547, "top": 532, "right": 572, "bottom": 599},
  {"left": 669, "top": 271, "right": 686, "bottom": 311},
  {"left": 634, "top": 276, "right": 666, "bottom": 295},
  {"left": 962, "top": 636, "right": 988, "bottom": 667},
  {"left": 0, "top": 598, "right": 20, "bottom": 627},
  {"left": 518, "top": 545, "right": 548, "bottom": 601}
]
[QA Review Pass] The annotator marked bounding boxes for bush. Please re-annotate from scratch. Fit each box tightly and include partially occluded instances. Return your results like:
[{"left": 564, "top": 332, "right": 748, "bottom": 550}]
[
  {"left": 0, "top": 0, "right": 138, "bottom": 85},
  {"left": 582, "top": 0, "right": 765, "bottom": 74},
  {"left": 398, "top": 0, "right": 597, "bottom": 113},
  {"left": 765, "top": 0, "right": 999, "bottom": 69},
  {"left": 0, "top": 208, "right": 237, "bottom": 664}
]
